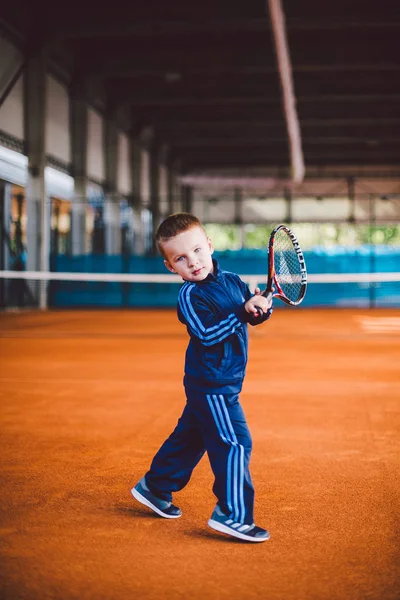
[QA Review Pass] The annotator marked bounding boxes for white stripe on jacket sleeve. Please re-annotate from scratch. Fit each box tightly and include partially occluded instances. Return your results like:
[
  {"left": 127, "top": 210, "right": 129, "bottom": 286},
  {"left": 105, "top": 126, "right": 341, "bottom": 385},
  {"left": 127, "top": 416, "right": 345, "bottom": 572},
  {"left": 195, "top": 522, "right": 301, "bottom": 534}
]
[{"left": 178, "top": 283, "right": 243, "bottom": 346}]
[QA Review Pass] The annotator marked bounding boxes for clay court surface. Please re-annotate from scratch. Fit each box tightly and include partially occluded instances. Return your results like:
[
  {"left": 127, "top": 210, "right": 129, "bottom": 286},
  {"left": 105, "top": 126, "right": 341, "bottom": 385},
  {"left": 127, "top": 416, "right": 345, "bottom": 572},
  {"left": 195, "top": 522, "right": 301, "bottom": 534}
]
[{"left": 0, "top": 308, "right": 399, "bottom": 600}]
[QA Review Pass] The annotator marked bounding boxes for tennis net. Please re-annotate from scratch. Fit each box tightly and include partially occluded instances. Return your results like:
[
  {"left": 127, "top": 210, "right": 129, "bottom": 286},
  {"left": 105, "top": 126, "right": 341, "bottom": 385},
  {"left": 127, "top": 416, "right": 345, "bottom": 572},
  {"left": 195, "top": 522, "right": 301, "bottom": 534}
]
[{"left": 0, "top": 269, "right": 399, "bottom": 310}]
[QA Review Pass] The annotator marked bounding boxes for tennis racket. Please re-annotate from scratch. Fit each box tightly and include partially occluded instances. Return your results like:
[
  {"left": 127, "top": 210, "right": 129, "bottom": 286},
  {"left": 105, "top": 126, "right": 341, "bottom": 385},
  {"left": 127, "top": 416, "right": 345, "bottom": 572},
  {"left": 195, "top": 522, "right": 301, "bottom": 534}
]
[{"left": 255, "top": 224, "right": 307, "bottom": 315}]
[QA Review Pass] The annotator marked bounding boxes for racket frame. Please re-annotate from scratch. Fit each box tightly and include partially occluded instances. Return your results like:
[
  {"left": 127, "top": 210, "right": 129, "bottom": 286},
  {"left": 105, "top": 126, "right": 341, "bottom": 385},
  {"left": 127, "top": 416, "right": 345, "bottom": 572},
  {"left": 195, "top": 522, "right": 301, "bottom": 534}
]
[{"left": 263, "top": 224, "right": 307, "bottom": 307}]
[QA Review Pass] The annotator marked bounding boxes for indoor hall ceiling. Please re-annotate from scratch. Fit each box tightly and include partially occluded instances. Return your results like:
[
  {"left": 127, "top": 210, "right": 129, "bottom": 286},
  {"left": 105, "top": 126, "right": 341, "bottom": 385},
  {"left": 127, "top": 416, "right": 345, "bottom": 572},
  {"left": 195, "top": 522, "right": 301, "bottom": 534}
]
[{"left": 1, "top": 0, "right": 400, "bottom": 174}]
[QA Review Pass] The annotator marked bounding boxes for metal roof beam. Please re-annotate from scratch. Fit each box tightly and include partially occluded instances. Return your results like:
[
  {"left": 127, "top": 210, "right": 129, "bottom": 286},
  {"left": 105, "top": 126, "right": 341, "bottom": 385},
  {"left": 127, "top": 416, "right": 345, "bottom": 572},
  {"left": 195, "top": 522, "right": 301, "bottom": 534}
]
[
  {"left": 122, "top": 93, "right": 400, "bottom": 108},
  {"left": 156, "top": 117, "right": 400, "bottom": 132},
  {"left": 183, "top": 151, "right": 400, "bottom": 169},
  {"left": 168, "top": 136, "right": 400, "bottom": 148},
  {"left": 89, "top": 63, "right": 400, "bottom": 77},
  {"left": 50, "top": 18, "right": 400, "bottom": 40}
]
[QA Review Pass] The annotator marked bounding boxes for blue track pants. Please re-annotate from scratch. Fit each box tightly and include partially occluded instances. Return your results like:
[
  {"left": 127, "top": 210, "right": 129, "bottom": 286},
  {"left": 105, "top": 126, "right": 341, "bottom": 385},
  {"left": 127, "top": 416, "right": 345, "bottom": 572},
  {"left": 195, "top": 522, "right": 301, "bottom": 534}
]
[{"left": 145, "top": 390, "right": 255, "bottom": 524}]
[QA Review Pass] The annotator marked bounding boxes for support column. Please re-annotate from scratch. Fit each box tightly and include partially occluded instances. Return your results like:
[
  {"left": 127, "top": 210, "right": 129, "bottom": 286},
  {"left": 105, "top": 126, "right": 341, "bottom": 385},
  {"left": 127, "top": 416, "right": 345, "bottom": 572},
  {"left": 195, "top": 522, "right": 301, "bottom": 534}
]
[
  {"left": 0, "top": 181, "right": 12, "bottom": 271},
  {"left": 70, "top": 80, "right": 88, "bottom": 256},
  {"left": 72, "top": 177, "right": 87, "bottom": 254},
  {"left": 70, "top": 82, "right": 88, "bottom": 256},
  {"left": 24, "top": 50, "right": 48, "bottom": 308},
  {"left": 166, "top": 163, "right": 174, "bottom": 216},
  {"left": 234, "top": 187, "right": 245, "bottom": 249},
  {"left": 0, "top": 180, "right": 6, "bottom": 306},
  {"left": 284, "top": 186, "right": 292, "bottom": 224},
  {"left": 159, "top": 144, "right": 169, "bottom": 220},
  {"left": 149, "top": 142, "right": 161, "bottom": 252},
  {"left": 348, "top": 176, "right": 356, "bottom": 223},
  {"left": 369, "top": 194, "right": 376, "bottom": 309},
  {"left": 171, "top": 159, "right": 183, "bottom": 212},
  {"left": 104, "top": 112, "right": 121, "bottom": 254},
  {"left": 181, "top": 184, "right": 193, "bottom": 214},
  {"left": 130, "top": 133, "right": 145, "bottom": 255},
  {"left": 104, "top": 199, "right": 121, "bottom": 254}
]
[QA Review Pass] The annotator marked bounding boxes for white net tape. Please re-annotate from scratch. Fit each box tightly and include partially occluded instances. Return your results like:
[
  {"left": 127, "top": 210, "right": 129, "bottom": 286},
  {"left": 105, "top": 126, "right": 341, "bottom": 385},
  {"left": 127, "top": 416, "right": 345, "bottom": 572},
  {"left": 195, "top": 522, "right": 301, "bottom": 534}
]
[{"left": 1, "top": 270, "right": 399, "bottom": 286}]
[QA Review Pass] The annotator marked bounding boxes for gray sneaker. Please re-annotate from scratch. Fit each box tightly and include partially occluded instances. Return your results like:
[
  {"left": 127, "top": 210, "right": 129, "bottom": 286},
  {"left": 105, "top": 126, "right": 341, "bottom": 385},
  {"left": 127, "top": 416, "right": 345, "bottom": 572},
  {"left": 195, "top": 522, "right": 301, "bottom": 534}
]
[
  {"left": 131, "top": 478, "right": 182, "bottom": 519},
  {"left": 208, "top": 505, "right": 270, "bottom": 542}
]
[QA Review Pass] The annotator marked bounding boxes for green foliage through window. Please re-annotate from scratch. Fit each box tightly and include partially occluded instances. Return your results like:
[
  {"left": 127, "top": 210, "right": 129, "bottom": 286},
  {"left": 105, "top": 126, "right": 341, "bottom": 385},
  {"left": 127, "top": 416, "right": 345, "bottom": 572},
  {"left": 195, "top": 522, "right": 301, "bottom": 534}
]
[{"left": 204, "top": 222, "right": 400, "bottom": 251}]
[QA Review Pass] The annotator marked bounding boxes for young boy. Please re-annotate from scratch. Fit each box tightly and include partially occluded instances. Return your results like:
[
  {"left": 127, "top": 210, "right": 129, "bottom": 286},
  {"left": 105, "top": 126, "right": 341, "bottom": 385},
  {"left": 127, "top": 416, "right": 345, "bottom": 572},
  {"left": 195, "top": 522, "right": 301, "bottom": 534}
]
[{"left": 131, "top": 213, "right": 273, "bottom": 542}]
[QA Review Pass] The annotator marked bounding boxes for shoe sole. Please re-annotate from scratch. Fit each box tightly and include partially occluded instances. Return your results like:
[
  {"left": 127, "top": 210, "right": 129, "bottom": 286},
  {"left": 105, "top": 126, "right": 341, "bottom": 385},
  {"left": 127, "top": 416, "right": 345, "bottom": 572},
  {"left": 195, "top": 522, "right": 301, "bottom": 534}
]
[
  {"left": 208, "top": 519, "right": 269, "bottom": 542},
  {"left": 131, "top": 487, "right": 182, "bottom": 519}
]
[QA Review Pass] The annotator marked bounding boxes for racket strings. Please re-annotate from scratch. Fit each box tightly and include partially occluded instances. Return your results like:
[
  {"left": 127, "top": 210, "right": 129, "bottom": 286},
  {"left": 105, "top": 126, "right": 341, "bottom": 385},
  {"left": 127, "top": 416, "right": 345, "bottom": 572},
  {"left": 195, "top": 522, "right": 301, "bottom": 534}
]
[{"left": 274, "top": 231, "right": 303, "bottom": 302}]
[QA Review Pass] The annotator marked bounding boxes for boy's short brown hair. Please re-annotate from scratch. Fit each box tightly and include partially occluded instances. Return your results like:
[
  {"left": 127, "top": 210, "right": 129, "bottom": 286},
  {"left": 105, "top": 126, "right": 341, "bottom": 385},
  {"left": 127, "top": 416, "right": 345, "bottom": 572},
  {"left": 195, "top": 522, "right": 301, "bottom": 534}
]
[{"left": 156, "top": 213, "right": 204, "bottom": 257}]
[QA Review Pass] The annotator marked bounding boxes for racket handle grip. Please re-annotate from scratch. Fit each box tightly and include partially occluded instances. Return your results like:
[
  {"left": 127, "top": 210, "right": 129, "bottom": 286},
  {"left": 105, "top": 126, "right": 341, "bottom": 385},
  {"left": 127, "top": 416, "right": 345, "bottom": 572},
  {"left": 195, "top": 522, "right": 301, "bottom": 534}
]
[
  {"left": 262, "top": 290, "right": 273, "bottom": 302},
  {"left": 255, "top": 291, "right": 272, "bottom": 318}
]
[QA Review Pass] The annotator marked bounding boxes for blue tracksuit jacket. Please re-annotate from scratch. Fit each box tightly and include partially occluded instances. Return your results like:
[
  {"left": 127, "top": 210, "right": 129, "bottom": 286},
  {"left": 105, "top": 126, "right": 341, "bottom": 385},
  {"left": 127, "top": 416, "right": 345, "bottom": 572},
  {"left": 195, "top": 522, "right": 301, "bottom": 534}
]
[{"left": 178, "top": 259, "right": 272, "bottom": 393}]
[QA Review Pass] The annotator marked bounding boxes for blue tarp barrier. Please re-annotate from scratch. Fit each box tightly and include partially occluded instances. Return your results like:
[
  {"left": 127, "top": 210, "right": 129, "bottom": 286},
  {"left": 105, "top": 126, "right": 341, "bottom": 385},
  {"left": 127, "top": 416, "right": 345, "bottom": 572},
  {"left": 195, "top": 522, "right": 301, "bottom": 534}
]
[{"left": 50, "top": 246, "right": 400, "bottom": 308}]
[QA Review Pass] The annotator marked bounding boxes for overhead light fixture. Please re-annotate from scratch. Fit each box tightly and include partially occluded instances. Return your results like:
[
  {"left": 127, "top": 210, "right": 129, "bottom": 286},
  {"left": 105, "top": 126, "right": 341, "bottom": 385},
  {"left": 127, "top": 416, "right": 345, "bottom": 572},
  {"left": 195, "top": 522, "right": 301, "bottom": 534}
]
[{"left": 165, "top": 72, "right": 182, "bottom": 83}]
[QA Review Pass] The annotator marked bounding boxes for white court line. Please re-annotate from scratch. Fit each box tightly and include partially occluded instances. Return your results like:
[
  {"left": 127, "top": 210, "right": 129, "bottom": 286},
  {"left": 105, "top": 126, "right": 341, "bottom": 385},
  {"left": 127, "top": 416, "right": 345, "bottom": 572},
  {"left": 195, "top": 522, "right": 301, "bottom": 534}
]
[{"left": 357, "top": 317, "right": 400, "bottom": 335}]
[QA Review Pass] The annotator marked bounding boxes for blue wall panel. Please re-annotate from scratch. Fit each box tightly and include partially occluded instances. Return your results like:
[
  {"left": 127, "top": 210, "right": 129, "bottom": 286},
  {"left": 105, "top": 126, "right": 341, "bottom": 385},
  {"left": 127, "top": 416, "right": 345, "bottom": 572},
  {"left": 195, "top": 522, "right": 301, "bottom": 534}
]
[{"left": 51, "top": 247, "right": 400, "bottom": 308}]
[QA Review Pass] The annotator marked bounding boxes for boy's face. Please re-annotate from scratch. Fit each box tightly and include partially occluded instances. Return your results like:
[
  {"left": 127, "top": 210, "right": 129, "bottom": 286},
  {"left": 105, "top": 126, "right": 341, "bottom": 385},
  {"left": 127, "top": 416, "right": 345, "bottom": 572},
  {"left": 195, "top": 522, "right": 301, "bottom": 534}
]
[{"left": 162, "top": 226, "right": 214, "bottom": 282}]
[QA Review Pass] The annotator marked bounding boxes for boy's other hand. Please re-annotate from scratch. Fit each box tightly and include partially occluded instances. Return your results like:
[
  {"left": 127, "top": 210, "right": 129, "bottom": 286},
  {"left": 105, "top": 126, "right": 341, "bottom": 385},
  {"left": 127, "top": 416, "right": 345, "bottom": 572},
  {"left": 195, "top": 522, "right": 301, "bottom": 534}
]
[{"left": 245, "top": 291, "right": 272, "bottom": 315}]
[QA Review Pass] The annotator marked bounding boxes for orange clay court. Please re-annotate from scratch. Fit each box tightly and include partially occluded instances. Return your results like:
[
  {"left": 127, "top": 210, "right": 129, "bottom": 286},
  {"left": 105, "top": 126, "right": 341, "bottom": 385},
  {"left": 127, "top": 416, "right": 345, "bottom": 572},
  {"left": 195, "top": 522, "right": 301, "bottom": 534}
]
[{"left": 0, "top": 307, "right": 399, "bottom": 600}]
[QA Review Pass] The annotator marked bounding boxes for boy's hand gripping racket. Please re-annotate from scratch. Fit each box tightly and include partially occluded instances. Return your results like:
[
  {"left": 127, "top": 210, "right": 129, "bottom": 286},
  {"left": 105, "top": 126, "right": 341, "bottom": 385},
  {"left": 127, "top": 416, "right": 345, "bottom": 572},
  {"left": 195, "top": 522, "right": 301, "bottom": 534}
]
[{"left": 255, "top": 224, "right": 307, "bottom": 316}]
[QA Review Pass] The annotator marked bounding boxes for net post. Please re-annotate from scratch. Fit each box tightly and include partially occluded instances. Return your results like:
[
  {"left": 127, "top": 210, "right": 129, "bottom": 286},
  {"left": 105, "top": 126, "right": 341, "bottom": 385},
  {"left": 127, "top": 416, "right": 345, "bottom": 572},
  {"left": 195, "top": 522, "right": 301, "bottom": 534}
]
[{"left": 39, "top": 279, "right": 48, "bottom": 310}]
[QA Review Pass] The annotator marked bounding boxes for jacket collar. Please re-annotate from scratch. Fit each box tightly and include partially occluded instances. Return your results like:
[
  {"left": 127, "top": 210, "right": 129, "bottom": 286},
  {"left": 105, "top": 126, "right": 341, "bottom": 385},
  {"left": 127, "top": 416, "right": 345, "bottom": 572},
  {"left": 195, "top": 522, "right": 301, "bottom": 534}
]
[{"left": 200, "top": 258, "right": 221, "bottom": 283}]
